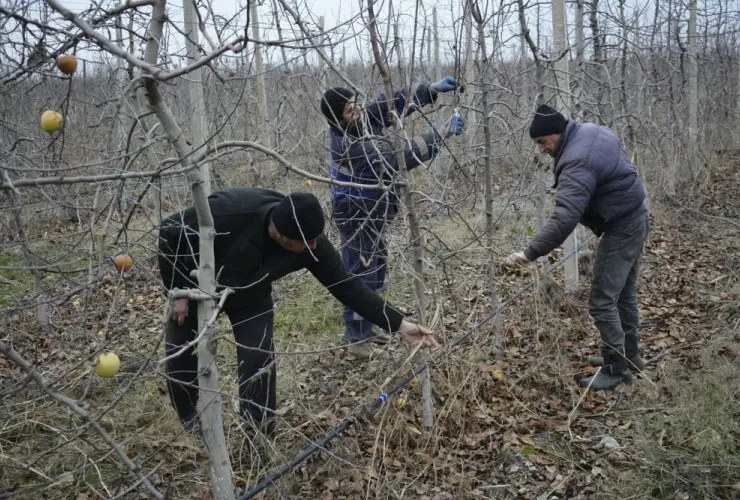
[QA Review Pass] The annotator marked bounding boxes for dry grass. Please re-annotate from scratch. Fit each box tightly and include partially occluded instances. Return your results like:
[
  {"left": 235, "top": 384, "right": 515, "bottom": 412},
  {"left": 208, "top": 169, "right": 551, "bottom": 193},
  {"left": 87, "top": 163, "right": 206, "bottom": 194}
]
[{"left": 1, "top": 171, "right": 738, "bottom": 499}]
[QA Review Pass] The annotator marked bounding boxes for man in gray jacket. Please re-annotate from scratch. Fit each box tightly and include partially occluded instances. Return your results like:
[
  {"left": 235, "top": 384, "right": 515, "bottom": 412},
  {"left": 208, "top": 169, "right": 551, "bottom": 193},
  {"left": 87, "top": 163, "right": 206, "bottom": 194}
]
[{"left": 505, "top": 105, "right": 650, "bottom": 390}]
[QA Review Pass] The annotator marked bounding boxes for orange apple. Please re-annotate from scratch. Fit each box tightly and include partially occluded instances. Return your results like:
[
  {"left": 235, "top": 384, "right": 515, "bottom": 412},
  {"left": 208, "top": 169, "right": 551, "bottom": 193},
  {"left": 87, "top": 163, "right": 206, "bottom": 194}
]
[
  {"left": 56, "top": 55, "right": 78, "bottom": 74},
  {"left": 113, "top": 254, "right": 133, "bottom": 272}
]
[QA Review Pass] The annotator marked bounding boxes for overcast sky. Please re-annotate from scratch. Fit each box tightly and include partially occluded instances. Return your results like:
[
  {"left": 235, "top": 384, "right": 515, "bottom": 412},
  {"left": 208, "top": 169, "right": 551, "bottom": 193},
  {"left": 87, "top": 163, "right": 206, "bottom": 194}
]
[
  {"left": 54, "top": 0, "right": 541, "bottom": 68},
  {"left": 52, "top": 0, "right": 722, "bottom": 74}
]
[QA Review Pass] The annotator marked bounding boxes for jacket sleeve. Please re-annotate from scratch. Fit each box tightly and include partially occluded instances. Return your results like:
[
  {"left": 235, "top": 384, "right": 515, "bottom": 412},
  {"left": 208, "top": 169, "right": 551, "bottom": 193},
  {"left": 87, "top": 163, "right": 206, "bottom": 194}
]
[
  {"left": 347, "top": 130, "right": 442, "bottom": 179},
  {"left": 365, "top": 84, "right": 438, "bottom": 129},
  {"left": 305, "top": 236, "right": 405, "bottom": 332},
  {"left": 157, "top": 209, "right": 199, "bottom": 292},
  {"left": 524, "top": 160, "right": 597, "bottom": 261},
  {"left": 404, "top": 130, "right": 442, "bottom": 169}
]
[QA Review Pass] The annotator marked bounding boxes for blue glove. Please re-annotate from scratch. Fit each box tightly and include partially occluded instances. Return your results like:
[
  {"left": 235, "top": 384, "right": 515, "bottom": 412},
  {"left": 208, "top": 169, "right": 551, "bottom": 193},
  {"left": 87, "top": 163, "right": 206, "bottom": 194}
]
[
  {"left": 443, "top": 112, "right": 464, "bottom": 138},
  {"left": 449, "top": 113, "right": 464, "bottom": 136},
  {"left": 430, "top": 76, "right": 458, "bottom": 93}
]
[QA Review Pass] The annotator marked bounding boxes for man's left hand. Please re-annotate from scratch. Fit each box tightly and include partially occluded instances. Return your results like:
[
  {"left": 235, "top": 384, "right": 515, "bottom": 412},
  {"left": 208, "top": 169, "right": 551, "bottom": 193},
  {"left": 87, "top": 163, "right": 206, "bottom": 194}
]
[
  {"left": 431, "top": 76, "right": 459, "bottom": 93},
  {"left": 503, "top": 251, "right": 531, "bottom": 267},
  {"left": 397, "top": 320, "right": 440, "bottom": 349}
]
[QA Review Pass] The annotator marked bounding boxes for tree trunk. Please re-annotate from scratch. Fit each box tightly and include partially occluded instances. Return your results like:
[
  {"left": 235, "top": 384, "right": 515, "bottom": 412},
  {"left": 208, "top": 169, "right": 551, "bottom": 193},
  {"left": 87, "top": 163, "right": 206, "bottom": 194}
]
[
  {"left": 551, "top": 0, "right": 579, "bottom": 293},
  {"left": 318, "top": 16, "right": 327, "bottom": 88},
  {"left": 367, "top": 0, "right": 434, "bottom": 431},
  {"left": 183, "top": 0, "right": 212, "bottom": 194},
  {"left": 398, "top": 6, "right": 434, "bottom": 433},
  {"left": 519, "top": 35, "right": 528, "bottom": 108},
  {"left": 427, "top": 21, "right": 432, "bottom": 75},
  {"left": 471, "top": 1, "right": 504, "bottom": 360},
  {"left": 688, "top": 0, "right": 699, "bottom": 140},
  {"left": 433, "top": 7, "right": 441, "bottom": 81},
  {"left": 251, "top": 0, "right": 269, "bottom": 147},
  {"left": 272, "top": 0, "right": 289, "bottom": 71},
  {"left": 144, "top": 1, "right": 232, "bottom": 498},
  {"left": 737, "top": 36, "right": 740, "bottom": 123},
  {"left": 589, "top": 0, "right": 605, "bottom": 124},
  {"left": 573, "top": 0, "right": 585, "bottom": 120},
  {"left": 618, "top": 0, "right": 634, "bottom": 151},
  {"left": 517, "top": 0, "right": 548, "bottom": 230},
  {"left": 463, "top": 0, "right": 477, "bottom": 169},
  {"left": 96, "top": 14, "right": 131, "bottom": 264}
]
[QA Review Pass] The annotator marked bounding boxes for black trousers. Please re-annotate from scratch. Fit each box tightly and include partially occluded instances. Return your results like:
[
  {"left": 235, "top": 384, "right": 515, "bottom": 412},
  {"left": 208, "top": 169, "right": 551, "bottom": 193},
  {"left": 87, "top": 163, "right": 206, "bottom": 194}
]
[{"left": 164, "top": 300, "right": 276, "bottom": 428}]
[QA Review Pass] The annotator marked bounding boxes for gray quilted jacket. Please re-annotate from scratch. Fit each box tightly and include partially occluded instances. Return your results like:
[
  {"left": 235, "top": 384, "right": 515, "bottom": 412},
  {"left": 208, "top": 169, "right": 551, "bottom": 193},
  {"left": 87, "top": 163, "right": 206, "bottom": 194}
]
[{"left": 524, "top": 120, "right": 647, "bottom": 261}]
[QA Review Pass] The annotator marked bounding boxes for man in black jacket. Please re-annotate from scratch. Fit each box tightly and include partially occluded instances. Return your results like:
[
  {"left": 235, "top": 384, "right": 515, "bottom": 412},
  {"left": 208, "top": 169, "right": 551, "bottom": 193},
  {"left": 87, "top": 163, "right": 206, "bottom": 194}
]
[{"left": 158, "top": 187, "right": 438, "bottom": 431}]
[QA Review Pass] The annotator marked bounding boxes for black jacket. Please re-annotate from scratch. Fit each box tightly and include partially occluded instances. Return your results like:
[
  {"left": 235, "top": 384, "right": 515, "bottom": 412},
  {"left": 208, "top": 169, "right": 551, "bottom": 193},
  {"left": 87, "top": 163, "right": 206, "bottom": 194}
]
[{"left": 157, "top": 187, "right": 405, "bottom": 332}]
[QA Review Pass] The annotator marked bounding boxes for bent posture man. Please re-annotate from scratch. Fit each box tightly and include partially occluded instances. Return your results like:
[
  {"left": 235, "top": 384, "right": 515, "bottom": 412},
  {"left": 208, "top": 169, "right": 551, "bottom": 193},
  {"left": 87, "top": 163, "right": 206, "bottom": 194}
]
[
  {"left": 158, "top": 187, "right": 438, "bottom": 431},
  {"left": 505, "top": 105, "right": 649, "bottom": 390},
  {"left": 320, "top": 77, "right": 462, "bottom": 358}
]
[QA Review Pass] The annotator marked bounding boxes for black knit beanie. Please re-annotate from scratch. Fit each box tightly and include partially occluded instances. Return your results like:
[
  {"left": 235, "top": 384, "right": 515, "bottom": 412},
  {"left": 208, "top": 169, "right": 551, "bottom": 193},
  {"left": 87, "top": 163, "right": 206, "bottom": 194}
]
[
  {"left": 320, "top": 87, "right": 354, "bottom": 128},
  {"left": 529, "top": 104, "right": 568, "bottom": 138},
  {"left": 272, "top": 192, "right": 325, "bottom": 241}
]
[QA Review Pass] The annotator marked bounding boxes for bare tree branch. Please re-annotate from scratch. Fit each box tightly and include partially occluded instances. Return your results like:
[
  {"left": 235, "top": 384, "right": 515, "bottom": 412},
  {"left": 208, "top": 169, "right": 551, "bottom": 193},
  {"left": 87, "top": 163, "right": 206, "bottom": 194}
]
[{"left": 0, "top": 341, "right": 164, "bottom": 500}]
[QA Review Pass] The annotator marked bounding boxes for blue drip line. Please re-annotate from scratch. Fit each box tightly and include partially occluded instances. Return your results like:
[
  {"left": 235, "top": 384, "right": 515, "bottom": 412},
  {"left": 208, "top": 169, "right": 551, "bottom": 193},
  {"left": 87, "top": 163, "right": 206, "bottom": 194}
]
[{"left": 240, "top": 234, "right": 597, "bottom": 499}]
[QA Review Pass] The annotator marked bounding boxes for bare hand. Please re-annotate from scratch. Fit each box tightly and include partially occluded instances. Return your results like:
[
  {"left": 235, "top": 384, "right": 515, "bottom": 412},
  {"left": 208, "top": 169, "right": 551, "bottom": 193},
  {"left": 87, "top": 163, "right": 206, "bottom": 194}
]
[
  {"left": 172, "top": 298, "right": 189, "bottom": 326},
  {"left": 503, "top": 251, "right": 530, "bottom": 267},
  {"left": 397, "top": 320, "right": 440, "bottom": 349}
]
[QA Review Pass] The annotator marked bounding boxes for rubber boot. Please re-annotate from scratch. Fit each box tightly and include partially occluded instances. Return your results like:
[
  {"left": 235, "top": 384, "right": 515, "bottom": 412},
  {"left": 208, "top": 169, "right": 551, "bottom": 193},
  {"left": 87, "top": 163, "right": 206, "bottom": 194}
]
[
  {"left": 580, "top": 348, "right": 633, "bottom": 389},
  {"left": 579, "top": 368, "right": 633, "bottom": 390},
  {"left": 347, "top": 341, "right": 374, "bottom": 359},
  {"left": 370, "top": 327, "right": 392, "bottom": 345},
  {"left": 586, "top": 355, "right": 646, "bottom": 372},
  {"left": 587, "top": 335, "right": 646, "bottom": 372}
]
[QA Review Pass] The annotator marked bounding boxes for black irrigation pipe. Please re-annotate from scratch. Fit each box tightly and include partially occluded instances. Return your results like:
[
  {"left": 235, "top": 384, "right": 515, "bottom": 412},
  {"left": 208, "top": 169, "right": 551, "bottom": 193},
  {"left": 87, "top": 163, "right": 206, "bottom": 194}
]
[{"left": 240, "top": 236, "right": 595, "bottom": 499}]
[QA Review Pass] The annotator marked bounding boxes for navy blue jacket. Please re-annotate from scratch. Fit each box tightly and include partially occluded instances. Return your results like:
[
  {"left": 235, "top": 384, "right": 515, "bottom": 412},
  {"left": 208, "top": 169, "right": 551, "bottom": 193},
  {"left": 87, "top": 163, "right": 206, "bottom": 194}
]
[
  {"left": 525, "top": 121, "right": 647, "bottom": 261},
  {"left": 329, "top": 84, "right": 441, "bottom": 207}
]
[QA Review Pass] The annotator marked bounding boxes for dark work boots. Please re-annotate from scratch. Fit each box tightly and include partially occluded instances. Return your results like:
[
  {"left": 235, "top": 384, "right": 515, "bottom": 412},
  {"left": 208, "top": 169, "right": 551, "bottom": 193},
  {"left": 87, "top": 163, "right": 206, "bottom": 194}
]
[
  {"left": 579, "top": 346, "right": 635, "bottom": 390},
  {"left": 579, "top": 367, "right": 633, "bottom": 390},
  {"left": 586, "top": 335, "right": 647, "bottom": 373},
  {"left": 587, "top": 354, "right": 646, "bottom": 372}
]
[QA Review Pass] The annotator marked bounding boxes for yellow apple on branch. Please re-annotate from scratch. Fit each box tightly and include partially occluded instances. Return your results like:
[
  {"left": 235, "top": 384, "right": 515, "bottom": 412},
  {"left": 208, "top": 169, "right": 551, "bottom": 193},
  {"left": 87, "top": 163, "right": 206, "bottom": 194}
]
[{"left": 40, "top": 110, "right": 63, "bottom": 134}]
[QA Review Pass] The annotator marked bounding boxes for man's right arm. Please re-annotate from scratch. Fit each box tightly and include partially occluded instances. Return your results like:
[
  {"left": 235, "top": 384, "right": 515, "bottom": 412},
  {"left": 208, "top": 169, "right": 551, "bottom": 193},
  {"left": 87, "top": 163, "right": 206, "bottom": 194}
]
[
  {"left": 346, "top": 124, "right": 449, "bottom": 181},
  {"left": 524, "top": 160, "right": 597, "bottom": 260},
  {"left": 305, "top": 236, "right": 405, "bottom": 333},
  {"left": 364, "top": 84, "right": 438, "bottom": 130}
]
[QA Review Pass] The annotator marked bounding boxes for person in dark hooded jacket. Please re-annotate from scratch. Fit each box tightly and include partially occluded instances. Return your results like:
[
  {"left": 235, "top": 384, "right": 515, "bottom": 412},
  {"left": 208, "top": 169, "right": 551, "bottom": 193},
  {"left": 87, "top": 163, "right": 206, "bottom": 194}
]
[
  {"left": 158, "top": 187, "right": 439, "bottom": 432},
  {"left": 504, "top": 104, "right": 650, "bottom": 390},
  {"left": 320, "top": 78, "right": 463, "bottom": 358}
]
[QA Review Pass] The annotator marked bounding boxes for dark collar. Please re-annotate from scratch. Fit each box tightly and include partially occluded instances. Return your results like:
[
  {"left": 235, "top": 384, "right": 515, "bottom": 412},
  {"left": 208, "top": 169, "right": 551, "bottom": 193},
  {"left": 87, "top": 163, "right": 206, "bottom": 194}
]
[
  {"left": 554, "top": 120, "right": 577, "bottom": 164},
  {"left": 552, "top": 120, "right": 579, "bottom": 187}
]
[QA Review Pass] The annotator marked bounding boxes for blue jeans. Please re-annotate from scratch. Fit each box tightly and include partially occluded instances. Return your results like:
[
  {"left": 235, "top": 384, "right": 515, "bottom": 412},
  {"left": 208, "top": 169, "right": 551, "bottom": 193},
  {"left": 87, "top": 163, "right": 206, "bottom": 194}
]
[
  {"left": 589, "top": 211, "right": 650, "bottom": 372},
  {"left": 333, "top": 197, "right": 396, "bottom": 341}
]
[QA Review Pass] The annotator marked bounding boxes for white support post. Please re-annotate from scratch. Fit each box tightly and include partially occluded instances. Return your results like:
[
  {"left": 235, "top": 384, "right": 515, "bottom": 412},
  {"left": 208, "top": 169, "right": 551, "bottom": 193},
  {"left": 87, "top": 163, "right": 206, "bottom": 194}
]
[{"left": 551, "top": 0, "right": 579, "bottom": 293}]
